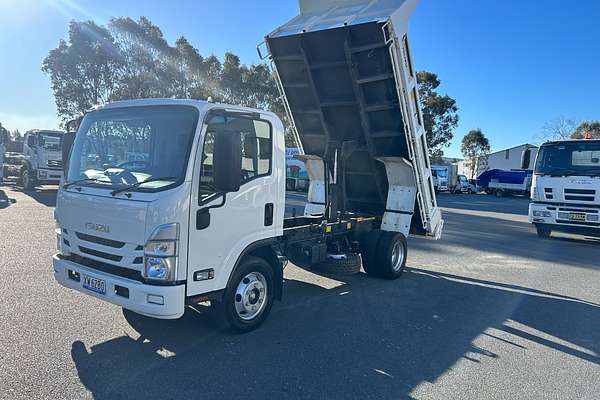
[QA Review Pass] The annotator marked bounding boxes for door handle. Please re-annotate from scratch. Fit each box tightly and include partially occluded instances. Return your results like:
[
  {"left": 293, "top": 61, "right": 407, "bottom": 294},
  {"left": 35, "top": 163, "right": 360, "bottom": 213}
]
[{"left": 264, "top": 203, "right": 274, "bottom": 226}]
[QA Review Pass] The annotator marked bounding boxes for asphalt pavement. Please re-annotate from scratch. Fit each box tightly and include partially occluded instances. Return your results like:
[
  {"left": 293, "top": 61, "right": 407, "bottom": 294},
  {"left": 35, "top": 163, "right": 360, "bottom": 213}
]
[{"left": 1, "top": 182, "right": 599, "bottom": 399}]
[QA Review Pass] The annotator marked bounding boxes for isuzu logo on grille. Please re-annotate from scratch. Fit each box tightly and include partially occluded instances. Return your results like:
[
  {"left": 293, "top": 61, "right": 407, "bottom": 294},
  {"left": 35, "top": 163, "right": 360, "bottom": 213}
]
[{"left": 85, "top": 222, "right": 110, "bottom": 233}]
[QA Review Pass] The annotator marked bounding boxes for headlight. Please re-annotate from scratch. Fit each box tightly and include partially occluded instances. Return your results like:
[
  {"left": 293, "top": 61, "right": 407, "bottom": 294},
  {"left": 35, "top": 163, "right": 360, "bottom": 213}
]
[
  {"left": 39, "top": 170, "right": 47, "bottom": 179},
  {"left": 143, "top": 223, "right": 180, "bottom": 282},
  {"left": 144, "top": 241, "right": 176, "bottom": 257},
  {"left": 587, "top": 214, "right": 599, "bottom": 222},
  {"left": 144, "top": 256, "right": 177, "bottom": 281},
  {"left": 143, "top": 241, "right": 177, "bottom": 281}
]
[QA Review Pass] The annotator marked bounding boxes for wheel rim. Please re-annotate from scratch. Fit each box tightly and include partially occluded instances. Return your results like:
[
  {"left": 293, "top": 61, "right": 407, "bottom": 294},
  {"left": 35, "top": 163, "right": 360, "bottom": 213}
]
[
  {"left": 391, "top": 241, "right": 404, "bottom": 272},
  {"left": 234, "top": 272, "right": 268, "bottom": 321}
]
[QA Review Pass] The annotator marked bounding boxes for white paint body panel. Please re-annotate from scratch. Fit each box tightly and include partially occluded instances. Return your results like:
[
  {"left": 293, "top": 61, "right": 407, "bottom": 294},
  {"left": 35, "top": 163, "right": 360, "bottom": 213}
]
[
  {"left": 186, "top": 112, "right": 285, "bottom": 296},
  {"left": 529, "top": 174, "right": 600, "bottom": 232},
  {"left": 54, "top": 99, "right": 286, "bottom": 317}
]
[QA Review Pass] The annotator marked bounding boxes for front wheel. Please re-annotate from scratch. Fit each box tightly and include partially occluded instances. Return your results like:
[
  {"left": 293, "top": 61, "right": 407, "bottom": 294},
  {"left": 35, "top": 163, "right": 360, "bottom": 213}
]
[
  {"left": 21, "top": 168, "right": 35, "bottom": 190},
  {"left": 495, "top": 189, "right": 505, "bottom": 198},
  {"left": 375, "top": 232, "right": 408, "bottom": 280},
  {"left": 535, "top": 224, "right": 552, "bottom": 239},
  {"left": 223, "top": 256, "right": 274, "bottom": 333}
]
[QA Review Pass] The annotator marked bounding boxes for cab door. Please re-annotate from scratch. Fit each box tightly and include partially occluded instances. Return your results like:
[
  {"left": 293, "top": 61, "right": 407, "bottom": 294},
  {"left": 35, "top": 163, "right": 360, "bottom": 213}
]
[{"left": 186, "top": 110, "right": 284, "bottom": 297}]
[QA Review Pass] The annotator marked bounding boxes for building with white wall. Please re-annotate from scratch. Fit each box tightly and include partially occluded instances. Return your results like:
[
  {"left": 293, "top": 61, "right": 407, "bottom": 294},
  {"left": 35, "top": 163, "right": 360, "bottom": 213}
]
[{"left": 456, "top": 143, "right": 538, "bottom": 179}]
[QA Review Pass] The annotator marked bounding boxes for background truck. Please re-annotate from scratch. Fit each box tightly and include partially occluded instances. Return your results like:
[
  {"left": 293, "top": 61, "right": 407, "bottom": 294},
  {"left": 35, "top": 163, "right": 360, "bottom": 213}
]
[
  {"left": 53, "top": 0, "right": 442, "bottom": 332},
  {"left": 529, "top": 139, "right": 600, "bottom": 238},
  {"left": 17, "top": 130, "right": 65, "bottom": 189},
  {"left": 285, "top": 147, "right": 309, "bottom": 191},
  {"left": 478, "top": 169, "right": 532, "bottom": 197},
  {"left": 431, "top": 164, "right": 457, "bottom": 192}
]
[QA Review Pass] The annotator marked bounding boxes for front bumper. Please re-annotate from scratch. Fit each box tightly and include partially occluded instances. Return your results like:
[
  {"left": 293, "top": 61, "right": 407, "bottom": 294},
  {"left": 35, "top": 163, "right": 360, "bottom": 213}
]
[
  {"left": 529, "top": 203, "right": 600, "bottom": 234},
  {"left": 53, "top": 254, "right": 185, "bottom": 319}
]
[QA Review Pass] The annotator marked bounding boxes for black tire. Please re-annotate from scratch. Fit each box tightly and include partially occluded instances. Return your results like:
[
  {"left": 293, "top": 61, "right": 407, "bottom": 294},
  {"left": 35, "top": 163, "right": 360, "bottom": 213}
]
[
  {"left": 374, "top": 232, "right": 408, "bottom": 280},
  {"left": 467, "top": 188, "right": 474, "bottom": 194},
  {"left": 223, "top": 256, "right": 275, "bottom": 333},
  {"left": 535, "top": 224, "right": 552, "bottom": 239},
  {"left": 313, "top": 253, "right": 362, "bottom": 275},
  {"left": 495, "top": 189, "right": 504, "bottom": 198},
  {"left": 360, "top": 230, "right": 384, "bottom": 276},
  {"left": 21, "top": 167, "right": 35, "bottom": 190}
]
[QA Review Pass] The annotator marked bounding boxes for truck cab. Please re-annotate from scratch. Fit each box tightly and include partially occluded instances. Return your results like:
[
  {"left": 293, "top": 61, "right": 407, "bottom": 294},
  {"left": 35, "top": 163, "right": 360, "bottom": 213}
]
[
  {"left": 21, "top": 129, "right": 65, "bottom": 189},
  {"left": 529, "top": 139, "right": 600, "bottom": 238}
]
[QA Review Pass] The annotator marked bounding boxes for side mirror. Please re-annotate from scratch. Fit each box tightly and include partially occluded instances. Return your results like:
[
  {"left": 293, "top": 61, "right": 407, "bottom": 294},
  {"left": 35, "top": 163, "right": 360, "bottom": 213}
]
[
  {"left": 62, "top": 132, "right": 76, "bottom": 174},
  {"left": 27, "top": 136, "right": 36, "bottom": 147},
  {"left": 213, "top": 130, "right": 242, "bottom": 193}
]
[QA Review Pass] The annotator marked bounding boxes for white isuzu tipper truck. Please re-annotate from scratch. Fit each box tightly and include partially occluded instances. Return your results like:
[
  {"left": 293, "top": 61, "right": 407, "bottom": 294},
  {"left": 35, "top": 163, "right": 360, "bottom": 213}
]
[
  {"left": 529, "top": 138, "right": 600, "bottom": 239},
  {"left": 53, "top": 0, "right": 442, "bottom": 331}
]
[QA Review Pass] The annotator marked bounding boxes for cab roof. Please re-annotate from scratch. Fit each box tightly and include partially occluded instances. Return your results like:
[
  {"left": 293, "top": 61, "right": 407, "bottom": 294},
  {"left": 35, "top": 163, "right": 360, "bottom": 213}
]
[
  {"left": 542, "top": 139, "right": 600, "bottom": 146},
  {"left": 93, "top": 98, "right": 277, "bottom": 119}
]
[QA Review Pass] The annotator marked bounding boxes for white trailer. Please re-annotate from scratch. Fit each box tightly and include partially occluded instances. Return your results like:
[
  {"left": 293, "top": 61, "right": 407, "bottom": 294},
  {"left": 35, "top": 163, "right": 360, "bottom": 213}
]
[{"left": 53, "top": 0, "right": 442, "bottom": 332}]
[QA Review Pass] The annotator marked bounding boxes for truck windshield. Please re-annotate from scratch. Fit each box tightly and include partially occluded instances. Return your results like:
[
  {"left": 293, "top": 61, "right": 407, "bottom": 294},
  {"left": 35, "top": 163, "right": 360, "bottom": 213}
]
[
  {"left": 535, "top": 141, "right": 600, "bottom": 176},
  {"left": 433, "top": 169, "right": 448, "bottom": 179},
  {"left": 66, "top": 105, "right": 198, "bottom": 191},
  {"left": 39, "top": 132, "right": 63, "bottom": 151}
]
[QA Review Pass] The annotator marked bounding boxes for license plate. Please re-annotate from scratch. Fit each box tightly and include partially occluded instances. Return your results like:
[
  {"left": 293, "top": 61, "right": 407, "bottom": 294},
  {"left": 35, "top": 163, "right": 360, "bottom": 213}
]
[
  {"left": 83, "top": 275, "right": 106, "bottom": 295},
  {"left": 569, "top": 212, "right": 586, "bottom": 222}
]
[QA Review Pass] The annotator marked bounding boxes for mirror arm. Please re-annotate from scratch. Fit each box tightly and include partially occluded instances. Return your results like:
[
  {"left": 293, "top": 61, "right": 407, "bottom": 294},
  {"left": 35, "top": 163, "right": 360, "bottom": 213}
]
[{"left": 199, "top": 192, "right": 227, "bottom": 209}]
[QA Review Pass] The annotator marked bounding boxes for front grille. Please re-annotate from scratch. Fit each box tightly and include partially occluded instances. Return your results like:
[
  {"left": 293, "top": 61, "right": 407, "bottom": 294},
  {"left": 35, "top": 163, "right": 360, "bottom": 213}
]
[
  {"left": 76, "top": 232, "right": 125, "bottom": 248},
  {"left": 564, "top": 188, "right": 595, "bottom": 202},
  {"left": 47, "top": 160, "right": 63, "bottom": 169},
  {"left": 64, "top": 254, "right": 142, "bottom": 282},
  {"left": 78, "top": 246, "right": 123, "bottom": 262}
]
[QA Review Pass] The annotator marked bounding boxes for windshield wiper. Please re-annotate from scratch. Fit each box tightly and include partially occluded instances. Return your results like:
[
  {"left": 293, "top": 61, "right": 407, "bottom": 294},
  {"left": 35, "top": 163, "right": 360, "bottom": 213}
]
[
  {"left": 110, "top": 177, "right": 178, "bottom": 197},
  {"left": 63, "top": 178, "right": 103, "bottom": 189}
]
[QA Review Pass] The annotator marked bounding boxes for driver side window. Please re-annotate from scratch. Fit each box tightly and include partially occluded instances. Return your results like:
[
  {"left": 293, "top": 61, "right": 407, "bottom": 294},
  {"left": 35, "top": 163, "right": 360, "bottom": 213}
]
[{"left": 199, "top": 115, "right": 272, "bottom": 198}]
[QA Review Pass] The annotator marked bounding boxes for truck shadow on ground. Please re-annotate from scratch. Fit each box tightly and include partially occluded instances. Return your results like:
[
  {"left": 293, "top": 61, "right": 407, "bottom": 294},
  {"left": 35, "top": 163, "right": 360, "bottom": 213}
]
[
  {"left": 70, "top": 269, "right": 599, "bottom": 400},
  {"left": 0, "top": 189, "right": 17, "bottom": 209}
]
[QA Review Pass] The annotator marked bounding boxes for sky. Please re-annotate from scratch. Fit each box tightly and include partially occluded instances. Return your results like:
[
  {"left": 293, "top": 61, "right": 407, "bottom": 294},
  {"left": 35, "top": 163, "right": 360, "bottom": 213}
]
[{"left": 0, "top": 0, "right": 599, "bottom": 158}]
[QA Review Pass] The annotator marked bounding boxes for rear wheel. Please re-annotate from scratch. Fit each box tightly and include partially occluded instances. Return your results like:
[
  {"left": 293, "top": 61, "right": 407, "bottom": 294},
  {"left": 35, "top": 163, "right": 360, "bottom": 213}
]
[
  {"left": 535, "top": 224, "right": 552, "bottom": 239},
  {"left": 360, "top": 230, "right": 384, "bottom": 276},
  {"left": 21, "top": 168, "right": 35, "bottom": 190},
  {"left": 223, "top": 256, "right": 274, "bottom": 333},
  {"left": 313, "top": 253, "right": 362, "bottom": 275},
  {"left": 374, "top": 232, "right": 408, "bottom": 280},
  {"left": 495, "top": 189, "right": 505, "bottom": 198}
]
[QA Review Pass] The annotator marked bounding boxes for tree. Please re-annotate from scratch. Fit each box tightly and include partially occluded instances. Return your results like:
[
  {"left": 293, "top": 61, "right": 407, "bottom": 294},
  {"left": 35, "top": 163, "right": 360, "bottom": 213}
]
[
  {"left": 461, "top": 129, "right": 491, "bottom": 179},
  {"left": 42, "top": 21, "right": 122, "bottom": 124},
  {"left": 417, "top": 71, "right": 459, "bottom": 160},
  {"left": 537, "top": 116, "right": 579, "bottom": 142},
  {"left": 571, "top": 120, "right": 600, "bottom": 139}
]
